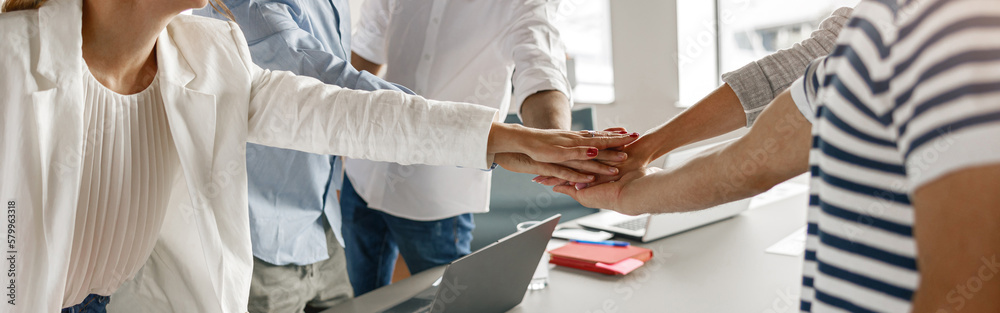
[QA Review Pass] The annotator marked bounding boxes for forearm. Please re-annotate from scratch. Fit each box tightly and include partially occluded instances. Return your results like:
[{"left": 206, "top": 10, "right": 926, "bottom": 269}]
[
  {"left": 624, "top": 91, "right": 811, "bottom": 213},
  {"left": 628, "top": 84, "right": 746, "bottom": 164},
  {"left": 351, "top": 51, "right": 384, "bottom": 76},
  {"left": 247, "top": 67, "right": 497, "bottom": 169},
  {"left": 519, "top": 90, "right": 571, "bottom": 130}
]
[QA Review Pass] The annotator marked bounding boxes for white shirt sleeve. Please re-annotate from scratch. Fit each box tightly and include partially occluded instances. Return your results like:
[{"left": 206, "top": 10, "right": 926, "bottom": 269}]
[
  {"left": 789, "top": 77, "right": 815, "bottom": 123},
  {"left": 789, "top": 57, "right": 830, "bottom": 124},
  {"left": 231, "top": 21, "right": 501, "bottom": 170},
  {"left": 351, "top": 0, "right": 391, "bottom": 65},
  {"left": 502, "top": 1, "right": 573, "bottom": 115}
]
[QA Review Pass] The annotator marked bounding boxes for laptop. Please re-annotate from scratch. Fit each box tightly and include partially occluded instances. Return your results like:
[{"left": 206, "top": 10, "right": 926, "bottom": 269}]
[
  {"left": 575, "top": 138, "right": 751, "bottom": 242},
  {"left": 379, "top": 214, "right": 561, "bottom": 313}
]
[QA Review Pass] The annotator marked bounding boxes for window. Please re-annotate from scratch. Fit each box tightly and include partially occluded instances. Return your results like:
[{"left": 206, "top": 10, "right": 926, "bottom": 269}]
[
  {"left": 676, "top": 0, "right": 719, "bottom": 107},
  {"left": 718, "top": 0, "right": 859, "bottom": 73},
  {"left": 552, "top": 0, "right": 615, "bottom": 104},
  {"left": 677, "top": 0, "right": 859, "bottom": 107}
]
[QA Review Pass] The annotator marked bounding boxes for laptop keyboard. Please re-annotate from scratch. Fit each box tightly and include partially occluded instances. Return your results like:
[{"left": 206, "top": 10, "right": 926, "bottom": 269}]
[{"left": 612, "top": 217, "right": 647, "bottom": 231}]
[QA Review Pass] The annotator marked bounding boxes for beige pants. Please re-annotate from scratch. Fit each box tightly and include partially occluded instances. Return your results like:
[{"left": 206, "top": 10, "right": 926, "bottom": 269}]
[{"left": 248, "top": 225, "right": 354, "bottom": 313}]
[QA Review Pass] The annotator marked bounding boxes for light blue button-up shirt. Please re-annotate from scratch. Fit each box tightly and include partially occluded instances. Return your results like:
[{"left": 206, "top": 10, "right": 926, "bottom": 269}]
[{"left": 194, "top": 0, "right": 411, "bottom": 266}]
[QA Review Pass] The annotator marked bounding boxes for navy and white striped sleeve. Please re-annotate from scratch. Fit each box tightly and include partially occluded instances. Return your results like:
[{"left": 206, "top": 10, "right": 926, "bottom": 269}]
[{"left": 895, "top": 0, "right": 1000, "bottom": 190}]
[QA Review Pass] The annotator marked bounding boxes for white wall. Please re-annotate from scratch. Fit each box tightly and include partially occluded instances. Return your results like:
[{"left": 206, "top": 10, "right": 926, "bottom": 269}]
[
  {"left": 596, "top": 0, "right": 681, "bottom": 133},
  {"left": 600, "top": 0, "right": 746, "bottom": 152}
]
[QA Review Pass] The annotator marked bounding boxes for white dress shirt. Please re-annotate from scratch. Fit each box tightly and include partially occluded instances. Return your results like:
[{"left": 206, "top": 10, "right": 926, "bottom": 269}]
[{"left": 347, "top": 0, "right": 572, "bottom": 220}]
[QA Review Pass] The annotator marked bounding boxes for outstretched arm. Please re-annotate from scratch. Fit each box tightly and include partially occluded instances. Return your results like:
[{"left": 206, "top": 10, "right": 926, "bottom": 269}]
[
  {"left": 554, "top": 90, "right": 811, "bottom": 215},
  {"left": 496, "top": 90, "right": 631, "bottom": 182},
  {"left": 537, "top": 7, "right": 852, "bottom": 187}
]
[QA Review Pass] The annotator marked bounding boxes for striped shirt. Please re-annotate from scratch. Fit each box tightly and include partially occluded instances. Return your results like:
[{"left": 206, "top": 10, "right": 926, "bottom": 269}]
[{"left": 789, "top": 0, "right": 1000, "bottom": 311}]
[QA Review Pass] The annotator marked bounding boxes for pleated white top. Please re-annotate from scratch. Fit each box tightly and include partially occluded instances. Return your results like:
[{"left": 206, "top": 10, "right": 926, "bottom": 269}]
[{"left": 63, "top": 67, "right": 180, "bottom": 307}]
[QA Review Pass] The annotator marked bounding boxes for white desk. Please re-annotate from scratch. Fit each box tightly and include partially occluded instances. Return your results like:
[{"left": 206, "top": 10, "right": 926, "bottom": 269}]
[{"left": 325, "top": 191, "right": 810, "bottom": 313}]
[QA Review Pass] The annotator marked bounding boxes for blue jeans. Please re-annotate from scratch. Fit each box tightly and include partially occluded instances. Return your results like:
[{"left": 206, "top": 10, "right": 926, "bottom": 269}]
[
  {"left": 62, "top": 294, "right": 109, "bottom": 313},
  {"left": 340, "top": 176, "right": 474, "bottom": 296}
]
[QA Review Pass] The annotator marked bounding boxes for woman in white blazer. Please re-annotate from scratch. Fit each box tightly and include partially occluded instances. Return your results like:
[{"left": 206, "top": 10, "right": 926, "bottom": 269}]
[{"left": 0, "top": 0, "right": 637, "bottom": 312}]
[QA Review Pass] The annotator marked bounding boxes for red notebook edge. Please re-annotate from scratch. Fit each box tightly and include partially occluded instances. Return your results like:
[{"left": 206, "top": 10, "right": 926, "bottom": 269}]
[{"left": 547, "top": 242, "right": 654, "bottom": 276}]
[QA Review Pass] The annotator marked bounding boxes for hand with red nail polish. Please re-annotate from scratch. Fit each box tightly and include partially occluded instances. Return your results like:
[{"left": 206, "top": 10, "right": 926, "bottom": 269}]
[
  {"left": 486, "top": 123, "right": 638, "bottom": 164},
  {"left": 532, "top": 127, "right": 641, "bottom": 187},
  {"left": 494, "top": 153, "right": 599, "bottom": 184}
]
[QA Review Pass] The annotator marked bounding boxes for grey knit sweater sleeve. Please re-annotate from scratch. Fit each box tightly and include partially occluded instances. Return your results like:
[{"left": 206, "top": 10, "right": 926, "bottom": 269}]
[{"left": 721, "top": 7, "right": 854, "bottom": 127}]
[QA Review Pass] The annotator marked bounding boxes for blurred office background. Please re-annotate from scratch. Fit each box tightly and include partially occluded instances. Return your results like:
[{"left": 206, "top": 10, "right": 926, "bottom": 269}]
[
  {"left": 21, "top": 0, "right": 858, "bottom": 249},
  {"left": 343, "top": 0, "right": 862, "bottom": 251},
  {"left": 351, "top": 0, "right": 860, "bottom": 250}
]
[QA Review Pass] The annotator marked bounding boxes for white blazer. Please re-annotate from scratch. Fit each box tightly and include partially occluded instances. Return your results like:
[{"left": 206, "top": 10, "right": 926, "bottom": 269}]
[{"left": 0, "top": 0, "right": 498, "bottom": 312}]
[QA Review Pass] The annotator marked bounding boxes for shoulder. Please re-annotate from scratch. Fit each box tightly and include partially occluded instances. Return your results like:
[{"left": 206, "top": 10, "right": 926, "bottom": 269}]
[
  {"left": 164, "top": 14, "right": 259, "bottom": 84},
  {"left": 0, "top": 10, "right": 41, "bottom": 85},
  {"left": 167, "top": 15, "right": 252, "bottom": 65},
  {"left": 166, "top": 14, "right": 246, "bottom": 58},
  {"left": 0, "top": 8, "right": 38, "bottom": 28},
  {"left": 0, "top": 10, "right": 40, "bottom": 54},
  {"left": 167, "top": 14, "right": 240, "bottom": 41}
]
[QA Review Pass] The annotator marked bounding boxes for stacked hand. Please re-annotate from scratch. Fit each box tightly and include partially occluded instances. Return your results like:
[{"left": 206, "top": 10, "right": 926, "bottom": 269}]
[
  {"left": 530, "top": 128, "right": 656, "bottom": 188},
  {"left": 487, "top": 123, "right": 639, "bottom": 185},
  {"left": 552, "top": 165, "right": 661, "bottom": 216},
  {"left": 520, "top": 129, "right": 665, "bottom": 215}
]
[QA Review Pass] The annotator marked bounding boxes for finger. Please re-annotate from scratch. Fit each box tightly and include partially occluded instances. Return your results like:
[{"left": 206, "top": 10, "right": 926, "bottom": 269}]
[
  {"left": 560, "top": 159, "right": 618, "bottom": 175},
  {"left": 593, "top": 150, "right": 628, "bottom": 163},
  {"left": 603, "top": 127, "right": 628, "bottom": 134},
  {"left": 577, "top": 130, "right": 632, "bottom": 138},
  {"left": 590, "top": 130, "right": 633, "bottom": 137},
  {"left": 530, "top": 162, "right": 595, "bottom": 183},
  {"left": 562, "top": 146, "right": 601, "bottom": 162},
  {"left": 532, "top": 176, "right": 567, "bottom": 186},
  {"left": 535, "top": 176, "right": 569, "bottom": 186},
  {"left": 531, "top": 145, "right": 600, "bottom": 163},
  {"left": 588, "top": 173, "right": 623, "bottom": 186},
  {"left": 553, "top": 185, "right": 577, "bottom": 197},
  {"left": 574, "top": 132, "right": 640, "bottom": 150}
]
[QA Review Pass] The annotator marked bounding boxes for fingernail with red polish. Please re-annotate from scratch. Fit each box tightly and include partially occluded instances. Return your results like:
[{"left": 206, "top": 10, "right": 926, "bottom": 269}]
[
  {"left": 618, "top": 130, "right": 629, "bottom": 134},
  {"left": 587, "top": 148, "right": 599, "bottom": 157},
  {"left": 630, "top": 132, "right": 640, "bottom": 138}
]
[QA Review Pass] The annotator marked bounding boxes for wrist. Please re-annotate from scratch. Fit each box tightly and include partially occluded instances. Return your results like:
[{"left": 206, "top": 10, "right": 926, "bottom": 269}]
[
  {"left": 488, "top": 122, "right": 528, "bottom": 154},
  {"left": 641, "top": 127, "right": 687, "bottom": 161},
  {"left": 626, "top": 137, "right": 661, "bottom": 166}
]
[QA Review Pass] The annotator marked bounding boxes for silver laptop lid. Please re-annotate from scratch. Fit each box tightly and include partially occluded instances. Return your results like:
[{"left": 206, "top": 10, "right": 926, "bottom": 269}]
[
  {"left": 642, "top": 198, "right": 750, "bottom": 242},
  {"left": 430, "top": 214, "right": 561, "bottom": 313}
]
